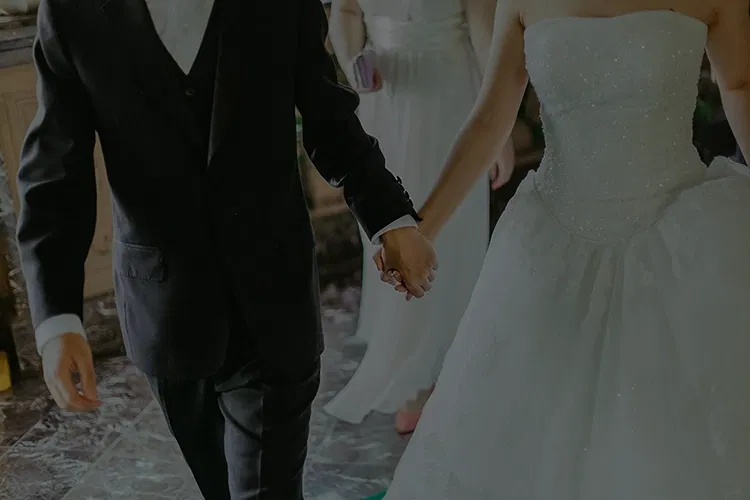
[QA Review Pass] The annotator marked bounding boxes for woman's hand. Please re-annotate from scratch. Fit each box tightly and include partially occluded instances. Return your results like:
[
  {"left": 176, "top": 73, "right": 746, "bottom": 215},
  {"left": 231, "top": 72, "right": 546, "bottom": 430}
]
[
  {"left": 346, "top": 48, "right": 382, "bottom": 93},
  {"left": 357, "top": 68, "right": 383, "bottom": 93},
  {"left": 489, "top": 139, "right": 515, "bottom": 189}
]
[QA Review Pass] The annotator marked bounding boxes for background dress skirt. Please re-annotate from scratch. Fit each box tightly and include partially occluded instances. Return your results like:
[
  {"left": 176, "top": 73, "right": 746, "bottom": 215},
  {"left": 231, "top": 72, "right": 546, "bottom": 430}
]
[{"left": 324, "top": 2, "right": 489, "bottom": 422}]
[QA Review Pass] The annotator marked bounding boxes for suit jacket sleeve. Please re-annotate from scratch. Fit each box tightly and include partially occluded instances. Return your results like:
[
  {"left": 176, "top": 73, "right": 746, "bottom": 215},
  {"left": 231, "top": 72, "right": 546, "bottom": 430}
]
[
  {"left": 16, "top": 1, "right": 97, "bottom": 328},
  {"left": 294, "top": 0, "right": 420, "bottom": 240}
]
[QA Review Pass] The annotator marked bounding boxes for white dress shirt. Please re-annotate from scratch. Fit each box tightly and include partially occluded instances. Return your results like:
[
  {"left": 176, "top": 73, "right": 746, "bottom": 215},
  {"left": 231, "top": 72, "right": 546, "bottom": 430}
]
[{"left": 34, "top": 0, "right": 416, "bottom": 354}]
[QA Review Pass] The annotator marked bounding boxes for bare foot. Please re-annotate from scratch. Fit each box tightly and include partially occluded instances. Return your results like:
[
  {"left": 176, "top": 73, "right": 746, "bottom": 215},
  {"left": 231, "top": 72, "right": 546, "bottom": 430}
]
[{"left": 394, "top": 385, "right": 435, "bottom": 435}]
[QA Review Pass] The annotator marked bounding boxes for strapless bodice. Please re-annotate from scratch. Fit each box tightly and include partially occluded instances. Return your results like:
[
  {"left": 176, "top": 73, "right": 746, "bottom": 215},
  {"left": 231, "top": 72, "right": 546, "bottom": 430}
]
[
  {"left": 359, "top": 0, "right": 467, "bottom": 52},
  {"left": 365, "top": 15, "right": 468, "bottom": 52},
  {"left": 524, "top": 11, "right": 709, "bottom": 241}
]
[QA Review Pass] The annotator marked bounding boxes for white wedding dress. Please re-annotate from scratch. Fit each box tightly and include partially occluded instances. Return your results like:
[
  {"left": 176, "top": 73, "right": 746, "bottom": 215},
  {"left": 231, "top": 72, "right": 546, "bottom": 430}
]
[
  {"left": 325, "top": 0, "right": 488, "bottom": 422},
  {"left": 384, "top": 10, "right": 750, "bottom": 499}
]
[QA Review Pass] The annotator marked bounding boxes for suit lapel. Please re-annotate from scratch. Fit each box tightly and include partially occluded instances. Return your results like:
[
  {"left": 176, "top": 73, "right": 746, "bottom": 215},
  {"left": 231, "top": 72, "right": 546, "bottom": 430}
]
[{"left": 100, "top": 0, "right": 203, "bottom": 150}]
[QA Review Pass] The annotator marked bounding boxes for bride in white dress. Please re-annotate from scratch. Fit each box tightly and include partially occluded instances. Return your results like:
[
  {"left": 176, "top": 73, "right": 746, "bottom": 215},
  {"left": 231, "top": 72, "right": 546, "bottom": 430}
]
[
  {"left": 324, "top": 0, "right": 514, "bottom": 432},
  {"left": 379, "top": 0, "right": 750, "bottom": 497}
]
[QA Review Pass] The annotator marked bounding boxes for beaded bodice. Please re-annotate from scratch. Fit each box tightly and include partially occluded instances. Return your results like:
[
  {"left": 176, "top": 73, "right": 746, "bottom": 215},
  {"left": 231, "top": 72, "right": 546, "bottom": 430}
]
[{"left": 526, "top": 10, "right": 708, "bottom": 241}]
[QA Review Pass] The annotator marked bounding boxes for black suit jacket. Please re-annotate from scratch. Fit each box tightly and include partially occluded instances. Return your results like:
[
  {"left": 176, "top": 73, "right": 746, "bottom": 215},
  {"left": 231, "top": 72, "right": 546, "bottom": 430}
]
[{"left": 16, "top": 0, "right": 418, "bottom": 378}]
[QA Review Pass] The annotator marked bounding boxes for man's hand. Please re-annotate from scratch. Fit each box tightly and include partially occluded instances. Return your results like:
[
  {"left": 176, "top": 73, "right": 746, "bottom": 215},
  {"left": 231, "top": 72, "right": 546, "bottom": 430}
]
[
  {"left": 377, "top": 227, "right": 437, "bottom": 299},
  {"left": 41, "top": 333, "right": 101, "bottom": 412}
]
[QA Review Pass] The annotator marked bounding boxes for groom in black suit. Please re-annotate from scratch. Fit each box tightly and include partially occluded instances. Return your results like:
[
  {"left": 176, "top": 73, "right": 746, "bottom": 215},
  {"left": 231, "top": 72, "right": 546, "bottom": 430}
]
[{"left": 16, "top": 0, "right": 435, "bottom": 498}]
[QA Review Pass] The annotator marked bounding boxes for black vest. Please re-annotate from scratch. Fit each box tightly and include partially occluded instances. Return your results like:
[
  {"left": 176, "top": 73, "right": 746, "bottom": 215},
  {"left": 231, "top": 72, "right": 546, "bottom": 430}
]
[{"left": 176, "top": 3, "right": 222, "bottom": 154}]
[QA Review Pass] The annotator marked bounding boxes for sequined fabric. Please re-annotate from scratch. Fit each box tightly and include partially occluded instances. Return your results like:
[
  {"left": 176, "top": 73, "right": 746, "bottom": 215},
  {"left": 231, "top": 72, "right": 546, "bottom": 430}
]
[{"left": 383, "top": 10, "right": 750, "bottom": 499}]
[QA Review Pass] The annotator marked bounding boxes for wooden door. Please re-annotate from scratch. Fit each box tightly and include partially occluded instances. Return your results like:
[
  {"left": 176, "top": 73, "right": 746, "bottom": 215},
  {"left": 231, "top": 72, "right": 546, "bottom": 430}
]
[{"left": 0, "top": 63, "right": 113, "bottom": 298}]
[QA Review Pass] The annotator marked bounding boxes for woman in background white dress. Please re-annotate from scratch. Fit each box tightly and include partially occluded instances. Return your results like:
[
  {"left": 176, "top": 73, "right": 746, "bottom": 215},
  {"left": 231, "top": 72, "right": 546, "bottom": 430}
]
[
  {"left": 324, "top": 0, "right": 513, "bottom": 433},
  {"left": 377, "top": 0, "right": 750, "bottom": 497}
]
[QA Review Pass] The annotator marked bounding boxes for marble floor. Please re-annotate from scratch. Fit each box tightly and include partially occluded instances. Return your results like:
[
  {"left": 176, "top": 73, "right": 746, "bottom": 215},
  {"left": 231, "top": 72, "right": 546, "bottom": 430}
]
[{"left": 0, "top": 286, "right": 408, "bottom": 499}]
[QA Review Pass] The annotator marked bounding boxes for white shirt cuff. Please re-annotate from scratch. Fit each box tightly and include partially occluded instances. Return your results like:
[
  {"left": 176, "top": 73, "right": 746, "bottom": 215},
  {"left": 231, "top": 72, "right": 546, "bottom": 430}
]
[
  {"left": 370, "top": 215, "right": 418, "bottom": 244},
  {"left": 35, "top": 314, "right": 86, "bottom": 356}
]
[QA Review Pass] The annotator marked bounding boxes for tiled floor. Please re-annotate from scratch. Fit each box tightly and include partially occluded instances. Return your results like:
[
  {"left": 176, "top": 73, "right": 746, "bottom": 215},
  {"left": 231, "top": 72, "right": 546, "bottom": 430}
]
[{"left": 0, "top": 286, "right": 407, "bottom": 499}]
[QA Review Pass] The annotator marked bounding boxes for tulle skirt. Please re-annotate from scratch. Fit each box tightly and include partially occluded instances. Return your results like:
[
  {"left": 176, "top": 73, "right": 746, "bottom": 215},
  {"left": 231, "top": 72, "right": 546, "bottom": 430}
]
[{"left": 384, "top": 158, "right": 750, "bottom": 498}]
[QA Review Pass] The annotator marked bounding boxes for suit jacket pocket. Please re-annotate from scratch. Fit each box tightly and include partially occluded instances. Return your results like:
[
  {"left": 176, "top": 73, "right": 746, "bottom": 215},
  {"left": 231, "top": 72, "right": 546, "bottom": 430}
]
[{"left": 112, "top": 240, "right": 166, "bottom": 281}]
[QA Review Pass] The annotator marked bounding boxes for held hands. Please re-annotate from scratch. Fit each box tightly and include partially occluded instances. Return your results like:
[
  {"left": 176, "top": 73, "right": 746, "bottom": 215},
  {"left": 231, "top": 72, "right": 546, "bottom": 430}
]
[
  {"left": 41, "top": 333, "right": 101, "bottom": 412},
  {"left": 376, "top": 227, "right": 437, "bottom": 301}
]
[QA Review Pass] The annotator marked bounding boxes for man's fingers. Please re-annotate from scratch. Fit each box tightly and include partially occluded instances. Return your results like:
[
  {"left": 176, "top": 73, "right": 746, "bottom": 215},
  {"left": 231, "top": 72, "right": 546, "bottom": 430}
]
[
  {"left": 44, "top": 377, "right": 68, "bottom": 410},
  {"left": 40, "top": 335, "right": 101, "bottom": 412},
  {"left": 55, "top": 371, "right": 97, "bottom": 412},
  {"left": 404, "top": 280, "right": 426, "bottom": 298},
  {"left": 401, "top": 267, "right": 435, "bottom": 298},
  {"left": 381, "top": 270, "right": 401, "bottom": 286},
  {"left": 409, "top": 271, "right": 432, "bottom": 292},
  {"left": 76, "top": 357, "right": 101, "bottom": 404},
  {"left": 373, "top": 250, "right": 385, "bottom": 272},
  {"left": 59, "top": 374, "right": 90, "bottom": 410},
  {"left": 53, "top": 378, "right": 88, "bottom": 411}
]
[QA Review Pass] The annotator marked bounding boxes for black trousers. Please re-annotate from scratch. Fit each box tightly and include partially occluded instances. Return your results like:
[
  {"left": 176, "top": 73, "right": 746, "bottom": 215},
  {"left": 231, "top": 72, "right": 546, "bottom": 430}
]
[{"left": 147, "top": 311, "right": 321, "bottom": 500}]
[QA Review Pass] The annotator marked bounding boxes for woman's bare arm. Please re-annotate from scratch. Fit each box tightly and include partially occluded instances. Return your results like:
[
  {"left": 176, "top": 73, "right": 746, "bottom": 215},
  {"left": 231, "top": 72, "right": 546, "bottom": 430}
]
[
  {"left": 466, "top": 0, "right": 516, "bottom": 186},
  {"left": 706, "top": 0, "right": 750, "bottom": 159},
  {"left": 419, "top": 0, "right": 528, "bottom": 239},
  {"left": 330, "top": 0, "right": 367, "bottom": 82}
]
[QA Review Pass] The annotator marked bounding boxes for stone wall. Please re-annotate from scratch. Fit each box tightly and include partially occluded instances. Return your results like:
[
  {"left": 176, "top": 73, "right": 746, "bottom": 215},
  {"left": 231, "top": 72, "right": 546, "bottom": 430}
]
[
  {"left": 0, "top": 152, "right": 21, "bottom": 378},
  {"left": 0, "top": 1, "right": 37, "bottom": 16}
]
